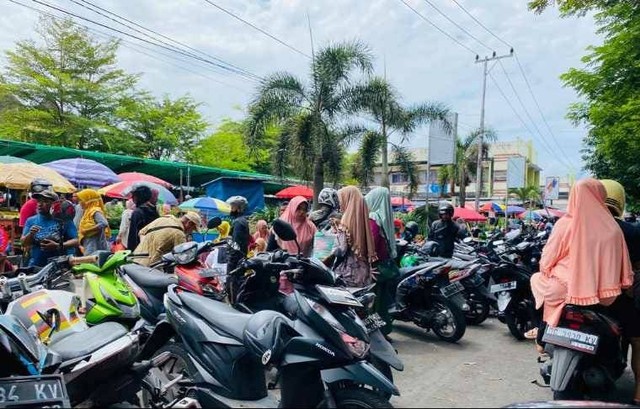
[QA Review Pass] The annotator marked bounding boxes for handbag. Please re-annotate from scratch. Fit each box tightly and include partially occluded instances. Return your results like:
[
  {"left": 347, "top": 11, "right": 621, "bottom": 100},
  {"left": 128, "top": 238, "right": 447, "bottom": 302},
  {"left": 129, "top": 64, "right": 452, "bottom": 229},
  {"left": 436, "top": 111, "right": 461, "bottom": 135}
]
[{"left": 313, "top": 228, "right": 338, "bottom": 260}]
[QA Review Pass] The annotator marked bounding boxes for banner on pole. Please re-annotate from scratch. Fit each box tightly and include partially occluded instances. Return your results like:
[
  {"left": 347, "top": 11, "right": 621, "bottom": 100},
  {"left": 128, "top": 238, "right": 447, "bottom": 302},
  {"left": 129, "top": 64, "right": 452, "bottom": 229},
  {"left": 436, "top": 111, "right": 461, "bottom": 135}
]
[
  {"left": 428, "top": 112, "right": 457, "bottom": 165},
  {"left": 506, "top": 157, "right": 526, "bottom": 189},
  {"left": 544, "top": 176, "right": 560, "bottom": 200}
]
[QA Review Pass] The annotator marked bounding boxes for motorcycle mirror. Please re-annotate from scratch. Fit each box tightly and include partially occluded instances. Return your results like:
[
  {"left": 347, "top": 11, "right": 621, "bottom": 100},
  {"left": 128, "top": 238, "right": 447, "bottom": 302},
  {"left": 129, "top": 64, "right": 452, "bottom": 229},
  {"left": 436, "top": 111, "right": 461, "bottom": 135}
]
[
  {"left": 207, "top": 217, "right": 222, "bottom": 229},
  {"left": 273, "top": 219, "right": 297, "bottom": 242}
]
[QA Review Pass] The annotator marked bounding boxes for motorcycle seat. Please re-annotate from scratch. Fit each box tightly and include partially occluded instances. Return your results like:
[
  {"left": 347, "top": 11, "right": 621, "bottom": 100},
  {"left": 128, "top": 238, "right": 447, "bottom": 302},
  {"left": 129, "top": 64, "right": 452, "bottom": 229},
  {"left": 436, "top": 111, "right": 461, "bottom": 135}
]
[
  {"left": 178, "top": 291, "right": 251, "bottom": 340},
  {"left": 447, "top": 259, "right": 476, "bottom": 270},
  {"left": 399, "top": 261, "right": 446, "bottom": 279},
  {"left": 121, "top": 264, "right": 177, "bottom": 289},
  {"left": 49, "top": 322, "right": 128, "bottom": 361}
]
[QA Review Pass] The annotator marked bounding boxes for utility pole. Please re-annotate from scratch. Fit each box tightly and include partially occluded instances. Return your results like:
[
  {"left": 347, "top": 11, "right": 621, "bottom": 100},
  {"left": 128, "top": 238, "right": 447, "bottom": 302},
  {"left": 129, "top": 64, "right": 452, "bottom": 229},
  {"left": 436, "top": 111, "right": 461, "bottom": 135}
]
[{"left": 474, "top": 49, "right": 514, "bottom": 211}]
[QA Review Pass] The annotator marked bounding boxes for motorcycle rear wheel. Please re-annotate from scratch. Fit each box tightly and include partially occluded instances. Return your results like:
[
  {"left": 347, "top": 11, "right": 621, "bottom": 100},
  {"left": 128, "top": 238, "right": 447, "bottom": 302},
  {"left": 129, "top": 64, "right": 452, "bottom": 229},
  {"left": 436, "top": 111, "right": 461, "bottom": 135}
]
[
  {"left": 504, "top": 298, "right": 535, "bottom": 341},
  {"left": 465, "top": 297, "right": 490, "bottom": 325},
  {"left": 332, "top": 388, "right": 393, "bottom": 408},
  {"left": 428, "top": 295, "right": 466, "bottom": 343}
]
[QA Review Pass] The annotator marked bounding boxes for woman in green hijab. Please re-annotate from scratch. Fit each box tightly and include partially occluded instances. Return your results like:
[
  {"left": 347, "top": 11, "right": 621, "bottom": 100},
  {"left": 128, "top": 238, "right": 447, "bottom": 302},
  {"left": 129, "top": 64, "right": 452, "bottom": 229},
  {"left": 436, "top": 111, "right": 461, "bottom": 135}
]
[{"left": 365, "top": 187, "right": 399, "bottom": 338}]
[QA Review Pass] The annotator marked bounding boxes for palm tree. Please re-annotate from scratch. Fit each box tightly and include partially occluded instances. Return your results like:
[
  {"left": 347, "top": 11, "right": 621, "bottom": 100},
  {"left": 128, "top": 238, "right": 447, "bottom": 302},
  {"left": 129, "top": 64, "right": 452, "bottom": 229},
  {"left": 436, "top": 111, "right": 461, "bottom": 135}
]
[
  {"left": 246, "top": 41, "right": 373, "bottom": 205},
  {"left": 351, "top": 77, "right": 449, "bottom": 188},
  {"left": 509, "top": 185, "right": 540, "bottom": 208},
  {"left": 439, "top": 128, "right": 497, "bottom": 207}
]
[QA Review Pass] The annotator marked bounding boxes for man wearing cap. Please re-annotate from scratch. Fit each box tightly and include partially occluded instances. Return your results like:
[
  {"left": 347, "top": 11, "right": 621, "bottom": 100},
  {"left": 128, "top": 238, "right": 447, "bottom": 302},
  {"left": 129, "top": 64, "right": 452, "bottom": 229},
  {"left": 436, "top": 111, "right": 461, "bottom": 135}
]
[
  {"left": 19, "top": 178, "right": 53, "bottom": 228},
  {"left": 133, "top": 212, "right": 201, "bottom": 267},
  {"left": 21, "top": 190, "right": 79, "bottom": 268}
]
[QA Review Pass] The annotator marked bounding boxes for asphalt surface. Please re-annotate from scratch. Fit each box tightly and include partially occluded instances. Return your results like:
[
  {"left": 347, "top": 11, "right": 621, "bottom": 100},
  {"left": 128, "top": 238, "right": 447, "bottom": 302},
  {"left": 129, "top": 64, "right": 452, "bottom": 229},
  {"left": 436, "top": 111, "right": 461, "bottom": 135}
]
[
  {"left": 73, "top": 278, "right": 635, "bottom": 407},
  {"left": 388, "top": 317, "right": 636, "bottom": 408}
]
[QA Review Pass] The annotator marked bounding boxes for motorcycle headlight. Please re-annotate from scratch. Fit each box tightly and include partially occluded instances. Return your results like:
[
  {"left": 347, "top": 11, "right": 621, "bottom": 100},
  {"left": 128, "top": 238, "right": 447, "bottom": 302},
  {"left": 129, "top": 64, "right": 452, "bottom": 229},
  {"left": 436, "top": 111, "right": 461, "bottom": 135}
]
[{"left": 173, "top": 242, "right": 198, "bottom": 265}]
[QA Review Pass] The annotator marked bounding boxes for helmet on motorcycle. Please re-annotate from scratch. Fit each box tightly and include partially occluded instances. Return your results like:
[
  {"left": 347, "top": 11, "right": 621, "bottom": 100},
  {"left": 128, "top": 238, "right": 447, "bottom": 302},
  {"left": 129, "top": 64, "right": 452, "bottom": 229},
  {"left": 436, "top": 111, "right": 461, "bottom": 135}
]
[
  {"left": 130, "top": 184, "right": 152, "bottom": 206},
  {"left": 226, "top": 196, "right": 248, "bottom": 214},
  {"left": 438, "top": 201, "right": 454, "bottom": 216},
  {"left": 317, "top": 188, "right": 339, "bottom": 210},
  {"left": 243, "top": 310, "right": 294, "bottom": 367},
  {"left": 30, "top": 178, "right": 52, "bottom": 194},
  {"left": 50, "top": 199, "right": 75, "bottom": 222},
  {"left": 421, "top": 240, "right": 441, "bottom": 257},
  {"left": 405, "top": 221, "right": 419, "bottom": 238},
  {"left": 600, "top": 179, "right": 625, "bottom": 218}
]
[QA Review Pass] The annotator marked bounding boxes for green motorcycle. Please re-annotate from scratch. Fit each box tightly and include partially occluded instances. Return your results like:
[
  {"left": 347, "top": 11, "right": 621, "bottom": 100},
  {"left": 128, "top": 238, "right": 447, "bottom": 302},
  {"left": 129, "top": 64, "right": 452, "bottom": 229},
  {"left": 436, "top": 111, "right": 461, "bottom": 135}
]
[{"left": 72, "top": 250, "right": 140, "bottom": 326}]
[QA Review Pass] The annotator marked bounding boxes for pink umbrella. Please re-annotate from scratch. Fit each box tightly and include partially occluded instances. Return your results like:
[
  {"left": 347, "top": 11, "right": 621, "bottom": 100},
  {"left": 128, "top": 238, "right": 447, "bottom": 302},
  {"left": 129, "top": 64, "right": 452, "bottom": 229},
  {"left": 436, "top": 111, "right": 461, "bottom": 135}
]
[
  {"left": 275, "top": 185, "right": 313, "bottom": 199},
  {"left": 453, "top": 207, "right": 487, "bottom": 222},
  {"left": 390, "top": 197, "right": 414, "bottom": 207},
  {"left": 118, "top": 172, "right": 173, "bottom": 189}
]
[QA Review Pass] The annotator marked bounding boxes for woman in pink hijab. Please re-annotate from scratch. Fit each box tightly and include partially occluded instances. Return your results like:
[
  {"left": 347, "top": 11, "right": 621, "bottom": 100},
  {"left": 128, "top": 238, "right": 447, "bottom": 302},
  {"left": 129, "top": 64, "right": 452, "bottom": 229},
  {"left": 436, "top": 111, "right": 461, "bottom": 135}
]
[
  {"left": 253, "top": 219, "right": 269, "bottom": 241},
  {"left": 275, "top": 196, "right": 317, "bottom": 257},
  {"left": 530, "top": 178, "right": 633, "bottom": 332}
]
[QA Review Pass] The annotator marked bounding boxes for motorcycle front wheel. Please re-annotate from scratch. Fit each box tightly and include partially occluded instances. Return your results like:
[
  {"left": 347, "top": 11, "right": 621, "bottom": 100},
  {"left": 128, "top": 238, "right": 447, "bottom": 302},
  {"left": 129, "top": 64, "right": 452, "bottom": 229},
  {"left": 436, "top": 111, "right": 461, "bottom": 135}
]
[
  {"left": 464, "top": 295, "right": 490, "bottom": 325},
  {"left": 428, "top": 295, "right": 466, "bottom": 343},
  {"left": 141, "top": 343, "right": 197, "bottom": 407},
  {"left": 332, "top": 388, "right": 393, "bottom": 408}
]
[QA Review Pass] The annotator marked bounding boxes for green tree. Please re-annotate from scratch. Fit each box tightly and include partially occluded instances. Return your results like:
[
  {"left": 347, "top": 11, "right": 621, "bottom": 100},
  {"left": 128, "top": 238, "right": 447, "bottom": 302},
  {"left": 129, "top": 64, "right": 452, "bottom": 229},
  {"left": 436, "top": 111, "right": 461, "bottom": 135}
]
[
  {"left": 246, "top": 41, "right": 373, "bottom": 205},
  {"left": 508, "top": 185, "right": 541, "bottom": 208},
  {"left": 532, "top": 1, "right": 640, "bottom": 205},
  {"left": 115, "top": 93, "right": 207, "bottom": 160},
  {"left": 351, "top": 77, "right": 449, "bottom": 188},
  {"left": 0, "top": 17, "right": 137, "bottom": 149}
]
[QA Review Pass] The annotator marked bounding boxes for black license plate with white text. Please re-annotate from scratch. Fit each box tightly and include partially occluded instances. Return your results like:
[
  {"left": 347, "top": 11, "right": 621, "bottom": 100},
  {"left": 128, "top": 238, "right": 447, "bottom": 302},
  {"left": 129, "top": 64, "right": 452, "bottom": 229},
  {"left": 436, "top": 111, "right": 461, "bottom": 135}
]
[{"left": 0, "top": 375, "right": 70, "bottom": 408}]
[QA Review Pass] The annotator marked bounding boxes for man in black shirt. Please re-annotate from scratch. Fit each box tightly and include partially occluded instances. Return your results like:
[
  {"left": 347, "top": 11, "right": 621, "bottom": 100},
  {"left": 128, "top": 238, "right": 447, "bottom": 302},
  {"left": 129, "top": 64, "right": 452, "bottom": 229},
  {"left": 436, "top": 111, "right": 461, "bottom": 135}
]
[
  {"left": 127, "top": 185, "right": 159, "bottom": 251},
  {"left": 427, "top": 202, "right": 460, "bottom": 258},
  {"left": 225, "top": 195, "right": 250, "bottom": 303}
]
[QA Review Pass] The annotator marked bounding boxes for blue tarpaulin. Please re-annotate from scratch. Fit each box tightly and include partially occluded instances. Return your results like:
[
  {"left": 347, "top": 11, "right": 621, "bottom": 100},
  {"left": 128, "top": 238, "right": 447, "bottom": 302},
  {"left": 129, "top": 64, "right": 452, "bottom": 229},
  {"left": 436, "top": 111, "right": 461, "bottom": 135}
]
[{"left": 202, "top": 177, "right": 265, "bottom": 213}]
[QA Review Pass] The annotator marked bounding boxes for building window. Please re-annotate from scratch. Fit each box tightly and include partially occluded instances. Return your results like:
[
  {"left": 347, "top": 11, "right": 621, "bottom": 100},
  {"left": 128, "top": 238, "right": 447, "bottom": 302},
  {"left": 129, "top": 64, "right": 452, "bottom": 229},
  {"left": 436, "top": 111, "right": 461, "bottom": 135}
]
[
  {"left": 494, "top": 170, "right": 507, "bottom": 182},
  {"left": 390, "top": 173, "right": 408, "bottom": 184}
]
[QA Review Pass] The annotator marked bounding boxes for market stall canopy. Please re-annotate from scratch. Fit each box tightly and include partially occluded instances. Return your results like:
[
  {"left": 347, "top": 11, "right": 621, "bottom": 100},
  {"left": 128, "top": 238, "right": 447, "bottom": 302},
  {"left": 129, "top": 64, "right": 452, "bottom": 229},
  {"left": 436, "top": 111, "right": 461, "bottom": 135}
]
[
  {"left": 98, "top": 181, "right": 177, "bottom": 205},
  {"left": 43, "top": 158, "right": 121, "bottom": 187},
  {"left": 0, "top": 156, "right": 31, "bottom": 164},
  {"left": 275, "top": 185, "right": 313, "bottom": 200},
  {"left": 118, "top": 172, "right": 173, "bottom": 189},
  {"left": 179, "top": 197, "right": 230, "bottom": 219},
  {"left": 0, "top": 139, "right": 292, "bottom": 194},
  {"left": 518, "top": 210, "right": 542, "bottom": 221},
  {"left": 0, "top": 163, "right": 76, "bottom": 193},
  {"left": 535, "top": 208, "right": 566, "bottom": 218},
  {"left": 506, "top": 205, "right": 526, "bottom": 215},
  {"left": 453, "top": 207, "right": 487, "bottom": 222},
  {"left": 480, "top": 202, "right": 506, "bottom": 213}
]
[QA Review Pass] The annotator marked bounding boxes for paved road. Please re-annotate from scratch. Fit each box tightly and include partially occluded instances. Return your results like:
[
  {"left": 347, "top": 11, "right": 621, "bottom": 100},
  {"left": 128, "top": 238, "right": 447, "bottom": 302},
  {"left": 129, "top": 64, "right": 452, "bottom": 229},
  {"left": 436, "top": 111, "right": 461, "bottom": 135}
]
[{"left": 388, "top": 317, "right": 635, "bottom": 408}]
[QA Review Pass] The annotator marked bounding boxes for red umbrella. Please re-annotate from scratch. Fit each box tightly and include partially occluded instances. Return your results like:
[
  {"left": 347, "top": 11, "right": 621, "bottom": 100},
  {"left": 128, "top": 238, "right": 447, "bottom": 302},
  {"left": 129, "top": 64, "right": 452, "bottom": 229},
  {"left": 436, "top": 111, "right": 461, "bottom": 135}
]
[
  {"left": 390, "top": 197, "right": 414, "bottom": 207},
  {"left": 453, "top": 206, "right": 487, "bottom": 222},
  {"left": 275, "top": 185, "right": 313, "bottom": 199},
  {"left": 118, "top": 172, "right": 173, "bottom": 189}
]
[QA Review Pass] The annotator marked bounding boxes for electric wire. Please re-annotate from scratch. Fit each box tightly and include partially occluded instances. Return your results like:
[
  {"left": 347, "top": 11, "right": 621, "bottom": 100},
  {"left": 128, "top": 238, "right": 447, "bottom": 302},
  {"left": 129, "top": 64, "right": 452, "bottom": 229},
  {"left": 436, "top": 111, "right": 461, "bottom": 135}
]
[
  {"left": 397, "top": 0, "right": 479, "bottom": 56},
  {"left": 28, "top": 0, "right": 262, "bottom": 81},
  {"left": 201, "top": 0, "right": 311, "bottom": 59},
  {"left": 450, "top": 0, "right": 513, "bottom": 49},
  {"left": 421, "top": 0, "right": 494, "bottom": 52}
]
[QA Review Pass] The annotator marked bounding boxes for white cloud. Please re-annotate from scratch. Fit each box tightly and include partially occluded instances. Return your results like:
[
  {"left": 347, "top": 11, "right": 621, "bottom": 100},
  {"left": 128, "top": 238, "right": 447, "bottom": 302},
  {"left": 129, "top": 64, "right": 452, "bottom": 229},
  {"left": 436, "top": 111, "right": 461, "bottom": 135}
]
[{"left": 0, "top": 0, "right": 601, "bottom": 179}]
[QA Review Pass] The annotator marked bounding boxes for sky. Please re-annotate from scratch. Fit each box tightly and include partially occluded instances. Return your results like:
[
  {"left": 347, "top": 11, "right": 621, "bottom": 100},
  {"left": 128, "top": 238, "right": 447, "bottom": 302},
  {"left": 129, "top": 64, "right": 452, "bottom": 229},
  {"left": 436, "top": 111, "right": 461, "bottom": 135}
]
[{"left": 0, "top": 0, "right": 601, "bottom": 180}]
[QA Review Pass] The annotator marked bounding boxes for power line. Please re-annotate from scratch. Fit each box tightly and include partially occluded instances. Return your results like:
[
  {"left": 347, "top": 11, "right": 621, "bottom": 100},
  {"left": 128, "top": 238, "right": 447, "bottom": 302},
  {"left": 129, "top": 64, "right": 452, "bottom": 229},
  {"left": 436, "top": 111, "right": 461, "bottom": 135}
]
[
  {"left": 75, "top": 0, "right": 261, "bottom": 80},
  {"left": 6, "top": 0, "right": 251, "bottom": 92},
  {"left": 497, "top": 59, "right": 574, "bottom": 171},
  {"left": 397, "top": 0, "right": 479, "bottom": 56},
  {"left": 450, "top": 0, "right": 513, "bottom": 49},
  {"left": 201, "top": 0, "right": 311, "bottom": 59},
  {"left": 513, "top": 52, "right": 576, "bottom": 170},
  {"left": 28, "top": 0, "right": 262, "bottom": 81},
  {"left": 488, "top": 71, "right": 572, "bottom": 173},
  {"left": 421, "top": 0, "right": 493, "bottom": 52}
]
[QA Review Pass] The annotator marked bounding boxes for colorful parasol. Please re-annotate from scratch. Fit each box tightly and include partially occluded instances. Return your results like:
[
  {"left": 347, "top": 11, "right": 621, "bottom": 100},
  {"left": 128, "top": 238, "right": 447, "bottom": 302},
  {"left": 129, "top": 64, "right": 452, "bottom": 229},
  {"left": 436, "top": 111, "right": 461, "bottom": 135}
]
[
  {"left": 43, "top": 158, "right": 121, "bottom": 187},
  {"left": 0, "top": 163, "right": 76, "bottom": 193},
  {"left": 98, "top": 181, "right": 178, "bottom": 205}
]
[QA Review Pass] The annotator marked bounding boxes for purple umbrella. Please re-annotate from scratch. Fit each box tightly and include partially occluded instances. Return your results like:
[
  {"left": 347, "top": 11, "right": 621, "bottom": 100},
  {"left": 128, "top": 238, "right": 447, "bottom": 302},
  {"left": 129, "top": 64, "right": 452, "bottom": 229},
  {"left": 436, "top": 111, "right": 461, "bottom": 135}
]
[{"left": 43, "top": 158, "right": 121, "bottom": 188}]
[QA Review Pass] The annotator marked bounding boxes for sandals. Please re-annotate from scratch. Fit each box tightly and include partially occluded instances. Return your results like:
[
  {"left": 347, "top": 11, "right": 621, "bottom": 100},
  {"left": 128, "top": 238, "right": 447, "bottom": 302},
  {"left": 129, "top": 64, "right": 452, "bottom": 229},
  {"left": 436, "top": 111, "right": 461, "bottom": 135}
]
[{"left": 524, "top": 327, "right": 539, "bottom": 340}]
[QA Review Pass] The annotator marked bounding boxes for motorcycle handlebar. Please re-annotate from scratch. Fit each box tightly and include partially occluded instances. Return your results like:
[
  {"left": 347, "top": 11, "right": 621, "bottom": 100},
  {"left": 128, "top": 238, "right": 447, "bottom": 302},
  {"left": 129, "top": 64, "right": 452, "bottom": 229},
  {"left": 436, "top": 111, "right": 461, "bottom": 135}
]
[{"left": 69, "top": 255, "right": 98, "bottom": 266}]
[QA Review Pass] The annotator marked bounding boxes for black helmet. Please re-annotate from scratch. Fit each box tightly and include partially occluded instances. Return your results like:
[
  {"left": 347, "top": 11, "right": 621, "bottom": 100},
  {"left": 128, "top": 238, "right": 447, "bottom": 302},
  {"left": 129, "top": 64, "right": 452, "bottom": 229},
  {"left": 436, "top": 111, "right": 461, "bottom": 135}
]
[
  {"left": 243, "top": 310, "right": 294, "bottom": 367},
  {"left": 30, "top": 178, "right": 52, "bottom": 194},
  {"left": 405, "top": 221, "right": 419, "bottom": 237},
  {"left": 421, "top": 241, "right": 441, "bottom": 257},
  {"left": 438, "top": 201, "right": 454, "bottom": 216},
  {"left": 130, "top": 185, "right": 152, "bottom": 205}
]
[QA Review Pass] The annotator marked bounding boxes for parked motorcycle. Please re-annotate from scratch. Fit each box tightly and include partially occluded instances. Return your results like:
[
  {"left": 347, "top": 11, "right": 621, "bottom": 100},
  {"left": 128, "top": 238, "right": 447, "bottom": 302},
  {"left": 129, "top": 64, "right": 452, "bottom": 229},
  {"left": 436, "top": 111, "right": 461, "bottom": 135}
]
[
  {"left": 538, "top": 305, "right": 626, "bottom": 400},
  {"left": 0, "top": 255, "right": 188, "bottom": 408}
]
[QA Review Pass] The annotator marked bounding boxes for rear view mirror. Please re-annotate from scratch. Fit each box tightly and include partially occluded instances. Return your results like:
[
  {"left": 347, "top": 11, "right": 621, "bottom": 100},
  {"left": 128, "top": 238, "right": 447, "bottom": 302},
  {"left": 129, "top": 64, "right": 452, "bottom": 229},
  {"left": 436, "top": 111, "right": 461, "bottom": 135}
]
[
  {"left": 273, "top": 219, "right": 297, "bottom": 242},
  {"left": 207, "top": 217, "right": 222, "bottom": 229}
]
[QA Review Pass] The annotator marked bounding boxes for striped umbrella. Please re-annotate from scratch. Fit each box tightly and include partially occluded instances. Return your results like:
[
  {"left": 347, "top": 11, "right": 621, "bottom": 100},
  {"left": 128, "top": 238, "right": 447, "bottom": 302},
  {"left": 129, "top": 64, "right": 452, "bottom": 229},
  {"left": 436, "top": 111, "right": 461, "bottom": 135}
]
[
  {"left": 179, "top": 197, "right": 230, "bottom": 219},
  {"left": 43, "top": 158, "right": 121, "bottom": 188}
]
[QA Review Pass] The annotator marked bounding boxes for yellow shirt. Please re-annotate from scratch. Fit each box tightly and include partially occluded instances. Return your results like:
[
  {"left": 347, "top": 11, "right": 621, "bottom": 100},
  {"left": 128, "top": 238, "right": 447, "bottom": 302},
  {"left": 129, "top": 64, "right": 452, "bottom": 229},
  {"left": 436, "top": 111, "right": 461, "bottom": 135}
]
[{"left": 134, "top": 216, "right": 186, "bottom": 266}]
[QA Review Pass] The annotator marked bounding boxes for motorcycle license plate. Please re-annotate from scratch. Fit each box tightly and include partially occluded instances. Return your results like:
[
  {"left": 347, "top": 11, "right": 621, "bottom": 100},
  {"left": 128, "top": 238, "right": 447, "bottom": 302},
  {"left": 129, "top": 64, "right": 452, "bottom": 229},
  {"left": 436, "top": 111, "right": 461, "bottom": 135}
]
[
  {"left": 0, "top": 375, "right": 70, "bottom": 408},
  {"left": 490, "top": 281, "right": 517, "bottom": 293},
  {"left": 541, "top": 326, "right": 600, "bottom": 355},
  {"left": 316, "top": 285, "right": 363, "bottom": 307},
  {"left": 363, "top": 313, "right": 386, "bottom": 333},
  {"left": 440, "top": 281, "right": 464, "bottom": 297}
]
